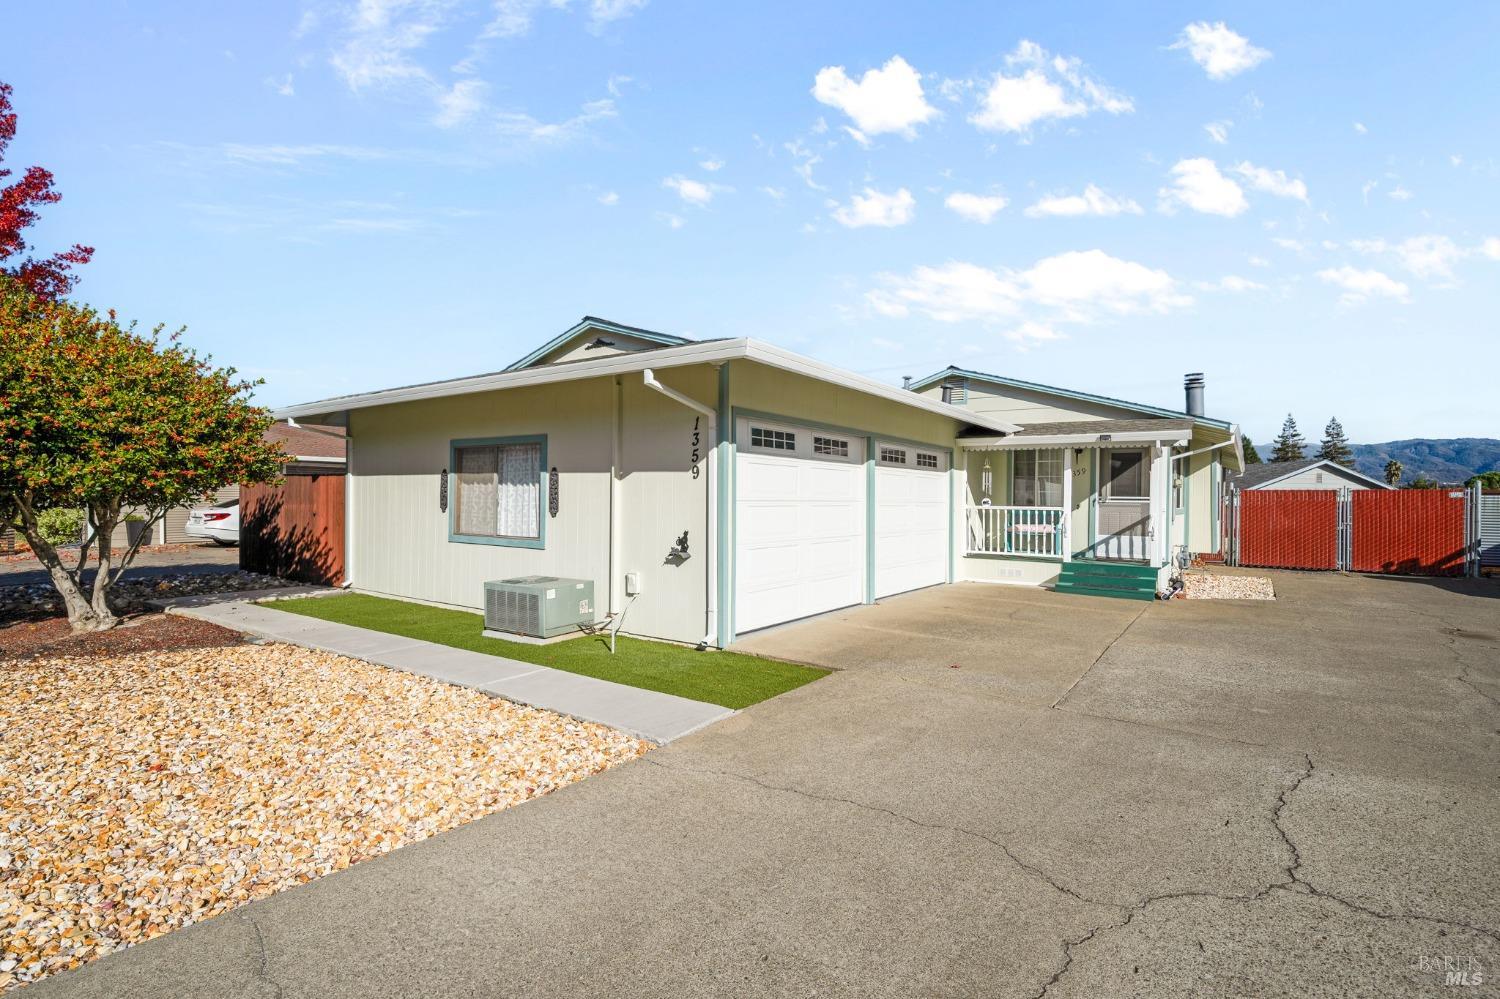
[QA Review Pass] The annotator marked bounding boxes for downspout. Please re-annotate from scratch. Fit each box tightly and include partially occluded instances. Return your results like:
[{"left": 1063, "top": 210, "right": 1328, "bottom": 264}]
[
  {"left": 342, "top": 412, "right": 355, "bottom": 589},
  {"left": 642, "top": 368, "right": 718, "bottom": 648},
  {"left": 610, "top": 376, "right": 623, "bottom": 616}
]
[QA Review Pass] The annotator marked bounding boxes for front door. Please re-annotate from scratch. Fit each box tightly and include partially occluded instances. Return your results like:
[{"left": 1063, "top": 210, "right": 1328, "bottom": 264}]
[{"left": 1096, "top": 449, "right": 1150, "bottom": 560}]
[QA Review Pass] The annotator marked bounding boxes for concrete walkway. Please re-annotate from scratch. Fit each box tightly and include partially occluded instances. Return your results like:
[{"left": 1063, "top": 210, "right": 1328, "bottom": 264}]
[{"left": 159, "top": 591, "right": 735, "bottom": 744}]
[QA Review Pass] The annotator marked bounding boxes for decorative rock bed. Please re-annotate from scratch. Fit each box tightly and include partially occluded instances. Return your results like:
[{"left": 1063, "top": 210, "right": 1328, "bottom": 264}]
[
  {"left": 0, "top": 643, "right": 648, "bottom": 991},
  {"left": 0, "top": 571, "right": 294, "bottom": 623},
  {"left": 1183, "top": 572, "right": 1276, "bottom": 600}
]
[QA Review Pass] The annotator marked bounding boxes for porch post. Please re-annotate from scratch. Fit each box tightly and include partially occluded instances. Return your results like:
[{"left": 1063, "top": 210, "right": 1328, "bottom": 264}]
[
  {"left": 1152, "top": 444, "right": 1170, "bottom": 566},
  {"left": 1061, "top": 447, "right": 1074, "bottom": 562}
]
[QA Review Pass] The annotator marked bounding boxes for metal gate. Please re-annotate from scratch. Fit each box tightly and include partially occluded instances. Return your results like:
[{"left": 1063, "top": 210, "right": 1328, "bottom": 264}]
[{"left": 1227, "top": 484, "right": 1482, "bottom": 577}]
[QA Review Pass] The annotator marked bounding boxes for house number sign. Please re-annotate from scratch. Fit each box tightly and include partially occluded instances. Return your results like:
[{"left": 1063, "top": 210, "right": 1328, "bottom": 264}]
[
  {"left": 690, "top": 417, "right": 702, "bottom": 480},
  {"left": 549, "top": 467, "right": 560, "bottom": 517}
]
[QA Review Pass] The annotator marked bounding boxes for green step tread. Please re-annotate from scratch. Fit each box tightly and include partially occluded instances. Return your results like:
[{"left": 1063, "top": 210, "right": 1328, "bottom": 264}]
[{"left": 1053, "top": 583, "right": 1157, "bottom": 601}]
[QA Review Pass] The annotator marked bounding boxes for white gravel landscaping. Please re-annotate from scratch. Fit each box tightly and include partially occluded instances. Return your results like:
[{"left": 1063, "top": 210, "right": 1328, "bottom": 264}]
[
  {"left": 0, "top": 642, "right": 648, "bottom": 991},
  {"left": 1183, "top": 571, "right": 1276, "bottom": 600}
]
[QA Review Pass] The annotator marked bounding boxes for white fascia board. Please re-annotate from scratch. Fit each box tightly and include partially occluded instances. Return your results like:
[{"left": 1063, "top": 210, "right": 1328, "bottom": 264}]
[
  {"left": 960, "top": 430, "right": 1190, "bottom": 449},
  {"left": 272, "top": 337, "right": 1019, "bottom": 436}
]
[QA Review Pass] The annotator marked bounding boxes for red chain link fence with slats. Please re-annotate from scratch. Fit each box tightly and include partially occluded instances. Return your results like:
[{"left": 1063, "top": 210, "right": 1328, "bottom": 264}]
[
  {"left": 1238, "top": 489, "right": 1340, "bottom": 570},
  {"left": 1351, "top": 489, "right": 1467, "bottom": 576}
]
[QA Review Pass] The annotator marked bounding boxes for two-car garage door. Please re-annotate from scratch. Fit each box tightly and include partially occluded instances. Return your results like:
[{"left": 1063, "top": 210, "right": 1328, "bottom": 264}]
[{"left": 734, "top": 418, "right": 950, "bottom": 634}]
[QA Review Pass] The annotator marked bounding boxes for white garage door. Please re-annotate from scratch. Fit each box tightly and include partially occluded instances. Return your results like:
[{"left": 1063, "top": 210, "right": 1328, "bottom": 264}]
[
  {"left": 874, "top": 442, "right": 950, "bottom": 599},
  {"left": 735, "top": 419, "right": 866, "bottom": 634}
]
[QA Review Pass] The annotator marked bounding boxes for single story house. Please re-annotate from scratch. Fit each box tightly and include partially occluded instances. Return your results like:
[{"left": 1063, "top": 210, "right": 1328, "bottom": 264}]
[
  {"left": 275, "top": 318, "right": 1242, "bottom": 647},
  {"left": 1234, "top": 457, "right": 1392, "bottom": 492}
]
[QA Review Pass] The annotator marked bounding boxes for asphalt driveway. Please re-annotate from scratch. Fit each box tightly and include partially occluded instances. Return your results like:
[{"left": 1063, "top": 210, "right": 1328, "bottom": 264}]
[{"left": 27, "top": 571, "right": 1500, "bottom": 997}]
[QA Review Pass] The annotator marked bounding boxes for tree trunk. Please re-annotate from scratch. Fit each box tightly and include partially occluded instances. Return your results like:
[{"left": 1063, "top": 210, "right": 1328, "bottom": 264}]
[
  {"left": 86, "top": 502, "right": 122, "bottom": 631},
  {"left": 11, "top": 504, "right": 112, "bottom": 632}
]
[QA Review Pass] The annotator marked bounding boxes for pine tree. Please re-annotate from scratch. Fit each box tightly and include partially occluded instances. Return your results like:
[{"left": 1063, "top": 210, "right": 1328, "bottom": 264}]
[
  {"left": 1242, "top": 435, "right": 1262, "bottom": 464},
  {"left": 1315, "top": 417, "right": 1356, "bottom": 468},
  {"left": 1383, "top": 459, "right": 1403, "bottom": 486},
  {"left": 1269, "top": 414, "right": 1306, "bottom": 463}
]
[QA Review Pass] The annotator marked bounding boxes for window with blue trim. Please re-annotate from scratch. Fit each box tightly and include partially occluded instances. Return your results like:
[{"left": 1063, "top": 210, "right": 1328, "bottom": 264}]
[{"left": 454, "top": 440, "right": 543, "bottom": 542}]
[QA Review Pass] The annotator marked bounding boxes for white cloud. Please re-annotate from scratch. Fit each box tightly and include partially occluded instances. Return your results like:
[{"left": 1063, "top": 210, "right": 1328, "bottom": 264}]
[
  {"left": 1353, "top": 121, "right": 1368, "bottom": 134},
  {"left": 1025, "top": 184, "right": 1142, "bottom": 218},
  {"left": 944, "top": 191, "right": 1009, "bottom": 223},
  {"left": 1231, "top": 161, "right": 1309, "bottom": 202},
  {"left": 597, "top": 190, "right": 619, "bottom": 206},
  {"left": 866, "top": 249, "right": 1188, "bottom": 327},
  {"left": 266, "top": 73, "right": 296, "bottom": 97},
  {"left": 969, "top": 40, "right": 1132, "bottom": 136},
  {"left": 656, "top": 211, "right": 684, "bottom": 229},
  {"left": 1317, "top": 266, "right": 1410, "bottom": 305},
  {"left": 1361, "top": 180, "right": 1378, "bottom": 203},
  {"left": 1351, "top": 234, "right": 1475, "bottom": 282},
  {"left": 698, "top": 158, "right": 724, "bottom": 172},
  {"left": 1271, "top": 237, "right": 1306, "bottom": 252},
  {"left": 1204, "top": 120, "right": 1230, "bottom": 144},
  {"left": 1158, "top": 158, "right": 1248, "bottom": 216},
  {"left": 1388, "top": 185, "right": 1413, "bottom": 201},
  {"left": 1197, "top": 275, "right": 1266, "bottom": 292},
  {"left": 1483, "top": 238, "right": 1500, "bottom": 261},
  {"left": 1171, "top": 22, "right": 1271, "bottom": 80},
  {"left": 493, "top": 97, "right": 617, "bottom": 143},
  {"left": 434, "top": 78, "right": 488, "bottom": 127},
  {"left": 663, "top": 174, "right": 722, "bottom": 206},
  {"left": 1248, "top": 255, "right": 1271, "bottom": 268},
  {"left": 784, "top": 138, "right": 825, "bottom": 190},
  {"left": 586, "top": 0, "right": 648, "bottom": 30},
  {"left": 330, "top": 0, "right": 457, "bottom": 92},
  {"left": 759, "top": 186, "right": 786, "bottom": 201},
  {"left": 811, "top": 55, "right": 938, "bottom": 139},
  {"left": 832, "top": 187, "right": 915, "bottom": 228},
  {"left": 1004, "top": 321, "right": 1066, "bottom": 347}
]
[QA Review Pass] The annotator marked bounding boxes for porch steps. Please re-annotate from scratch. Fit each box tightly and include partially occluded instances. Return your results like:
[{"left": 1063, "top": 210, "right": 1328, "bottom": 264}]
[{"left": 1053, "top": 560, "right": 1159, "bottom": 601}]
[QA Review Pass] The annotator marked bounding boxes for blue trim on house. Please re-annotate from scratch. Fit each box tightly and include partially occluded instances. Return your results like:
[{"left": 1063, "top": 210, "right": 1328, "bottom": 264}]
[
  {"left": 504, "top": 317, "right": 692, "bottom": 372},
  {"left": 909, "top": 365, "right": 1234, "bottom": 431},
  {"left": 448, "top": 434, "right": 548, "bottom": 549}
]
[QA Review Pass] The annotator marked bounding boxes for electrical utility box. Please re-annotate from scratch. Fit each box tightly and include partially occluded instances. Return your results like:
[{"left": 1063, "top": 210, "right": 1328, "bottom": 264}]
[{"left": 483, "top": 576, "right": 595, "bottom": 639}]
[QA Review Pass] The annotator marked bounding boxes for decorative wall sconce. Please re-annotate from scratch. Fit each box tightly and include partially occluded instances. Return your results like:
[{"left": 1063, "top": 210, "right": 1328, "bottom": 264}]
[
  {"left": 439, "top": 468, "right": 448, "bottom": 513},
  {"left": 549, "top": 467, "right": 560, "bottom": 517}
]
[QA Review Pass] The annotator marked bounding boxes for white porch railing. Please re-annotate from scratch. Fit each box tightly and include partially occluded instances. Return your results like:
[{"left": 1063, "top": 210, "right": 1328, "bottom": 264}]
[{"left": 967, "top": 505, "right": 1065, "bottom": 558}]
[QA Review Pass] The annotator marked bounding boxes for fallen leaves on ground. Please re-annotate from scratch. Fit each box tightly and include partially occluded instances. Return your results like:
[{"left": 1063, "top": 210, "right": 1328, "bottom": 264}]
[{"left": 0, "top": 643, "right": 649, "bottom": 990}]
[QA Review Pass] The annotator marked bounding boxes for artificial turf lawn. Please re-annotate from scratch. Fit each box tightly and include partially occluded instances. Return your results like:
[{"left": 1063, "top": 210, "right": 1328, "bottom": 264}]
[{"left": 264, "top": 593, "right": 827, "bottom": 710}]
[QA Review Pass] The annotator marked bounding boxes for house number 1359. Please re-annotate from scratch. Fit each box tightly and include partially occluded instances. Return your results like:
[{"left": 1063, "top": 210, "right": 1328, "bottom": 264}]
[{"left": 690, "top": 417, "right": 702, "bottom": 479}]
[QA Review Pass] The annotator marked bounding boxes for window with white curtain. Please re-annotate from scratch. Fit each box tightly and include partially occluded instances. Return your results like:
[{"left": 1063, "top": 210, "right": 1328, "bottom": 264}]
[
  {"left": 453, "top": 439, "right": 543, "bottom": 542},
  {"left": 1012, "top": 450, "right": 1063, "bottom": 506}
]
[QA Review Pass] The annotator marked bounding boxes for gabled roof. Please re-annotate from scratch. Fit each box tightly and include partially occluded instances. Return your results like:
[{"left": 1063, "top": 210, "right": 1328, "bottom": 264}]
[
  {"left": 274, "top": 338, "right": 1022, "bottom": 437},
  {"left": 1236, "top": 457, "right": 1394, "bottom": 490},
  {"left": 504, "top": 316, "right": 694, "bottom": 371},
  {"left": 910, "top": 365, "right": 1234, "bottom": 431}
]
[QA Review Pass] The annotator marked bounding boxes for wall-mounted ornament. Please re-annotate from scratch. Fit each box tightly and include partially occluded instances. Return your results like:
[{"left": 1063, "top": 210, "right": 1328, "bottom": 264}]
[
  {"left": 439, "top": 468, "right": 448, "bottom": 513},
  {"left": 549, "top": 467, "right": 560, "bottom": 517}
]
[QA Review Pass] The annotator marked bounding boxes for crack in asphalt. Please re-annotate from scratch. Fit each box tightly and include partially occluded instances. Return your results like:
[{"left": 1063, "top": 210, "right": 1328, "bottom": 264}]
[
  {"left": 1405, "top": 604, "right": 1500, "bottom": 712},
  {"left": 1050, "top": 605, "right": 1148, "bottom": 711},
  {"left": 242, "top": 913, "right": 285, "bottom": 999}
]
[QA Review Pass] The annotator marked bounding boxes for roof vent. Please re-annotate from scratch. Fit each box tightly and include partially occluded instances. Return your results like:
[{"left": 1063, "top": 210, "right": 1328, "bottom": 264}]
[{"left": 1184, "top": 373, "right": 1205, "bottom": 417}]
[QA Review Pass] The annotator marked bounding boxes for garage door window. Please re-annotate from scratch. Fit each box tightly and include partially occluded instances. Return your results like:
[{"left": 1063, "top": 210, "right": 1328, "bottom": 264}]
[
  {"left": 750, "top": 426, "right": 796, "bottom": 451},
  {"left": 813, "top": 435, "right": 849, "bottom": 457},
  {"left": 880, "top": 446, "right": 907, "bottom": 464},
  {"left": 451, "top": 436, "right": 545, "bottom": 547},
  {"left": 916, "top": 452, "right": 939, "bottom": 469}
]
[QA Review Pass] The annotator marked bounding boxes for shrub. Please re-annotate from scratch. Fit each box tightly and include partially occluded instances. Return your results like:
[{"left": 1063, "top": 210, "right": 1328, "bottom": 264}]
[{"left": 37, "top": 507, "right": 85, "bottom": 546}]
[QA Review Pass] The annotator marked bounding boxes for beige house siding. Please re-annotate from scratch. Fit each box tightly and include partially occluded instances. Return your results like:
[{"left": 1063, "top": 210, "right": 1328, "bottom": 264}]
[
  {"left": 916, "top": 379, "right": 1148, "bottom": 425},
  {"left": 1253, "top": 465, "right": 1379, "bottom": 491}
]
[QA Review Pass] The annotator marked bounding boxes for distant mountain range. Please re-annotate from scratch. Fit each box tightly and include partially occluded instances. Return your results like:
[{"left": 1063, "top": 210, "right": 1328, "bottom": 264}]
[{"left": 1346, "top": 439, "right": 1500, "bottom": 483}]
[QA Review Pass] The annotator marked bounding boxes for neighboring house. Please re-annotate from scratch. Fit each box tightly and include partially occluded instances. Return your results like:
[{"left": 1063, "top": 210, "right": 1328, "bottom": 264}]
[
  {"left": 908, "top": 368, "right": 1243, "bottom": 589},
  {"left": 1234, "top": 457, "right": 1393, "bottom": 492},
  {"left": 274, "top": 317, "right": 1242, "bottom": 647}
]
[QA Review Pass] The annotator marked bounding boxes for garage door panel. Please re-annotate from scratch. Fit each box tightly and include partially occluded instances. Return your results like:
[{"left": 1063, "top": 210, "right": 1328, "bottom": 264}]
[
  {"left": 874, "top": 463, "right": 949, "bottom": 599},
  {"left": 736, "top": 436, "right": 866, "bottom": 635}
]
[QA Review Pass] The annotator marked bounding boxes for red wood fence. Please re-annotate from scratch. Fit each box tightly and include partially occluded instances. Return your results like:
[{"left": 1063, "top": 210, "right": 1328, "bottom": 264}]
[
  {"left": 1238, "top": 490, "right": 1340, "bottom": 570},
  {"left": 1350, "top": 489, "right": 1466, "bottom": 576},
  {"left": 240, "top": 470, "right": 345, "bottom": 585}
]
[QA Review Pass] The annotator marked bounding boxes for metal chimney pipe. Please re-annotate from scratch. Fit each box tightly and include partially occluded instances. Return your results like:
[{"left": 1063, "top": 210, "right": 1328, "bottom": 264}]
[
  {"left": 1184, "top": 373, "right": 1205, "bottom": 417},
  {"left": 902, "top": 375, "right": 913, "bottom": 390}
]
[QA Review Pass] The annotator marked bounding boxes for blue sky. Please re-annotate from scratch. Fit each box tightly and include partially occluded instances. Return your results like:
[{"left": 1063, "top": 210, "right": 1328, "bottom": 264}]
[{"left": 7, "top": 1, "right": 1499, "bottom": 445}]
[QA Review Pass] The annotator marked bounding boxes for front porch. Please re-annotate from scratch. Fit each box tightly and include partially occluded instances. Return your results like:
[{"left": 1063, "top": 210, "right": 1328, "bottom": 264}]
[{"left": 956, "top": 420, "right": 1196, "bottom": 590}]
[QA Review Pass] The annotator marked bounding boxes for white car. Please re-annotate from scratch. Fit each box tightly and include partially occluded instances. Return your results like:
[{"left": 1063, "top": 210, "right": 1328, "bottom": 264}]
[{"left": 185, "top": 499, "right": 240, "bottom": 546}]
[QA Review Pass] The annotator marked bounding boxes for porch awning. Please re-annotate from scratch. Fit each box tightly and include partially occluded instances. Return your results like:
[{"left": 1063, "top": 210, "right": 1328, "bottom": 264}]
[{"left": 959, "top": 418, "right": 1194, "bottom": 451}]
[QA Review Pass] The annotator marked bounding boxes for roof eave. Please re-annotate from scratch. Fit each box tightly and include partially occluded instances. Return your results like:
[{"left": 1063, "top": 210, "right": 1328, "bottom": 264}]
[{"left": 503, "top": 317, "right": 692, "bottom": 372}]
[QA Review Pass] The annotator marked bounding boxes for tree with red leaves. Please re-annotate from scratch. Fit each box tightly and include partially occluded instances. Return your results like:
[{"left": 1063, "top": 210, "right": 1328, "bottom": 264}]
[{"left": 1, "top": 81, "right": 93, "bottom": 300}]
